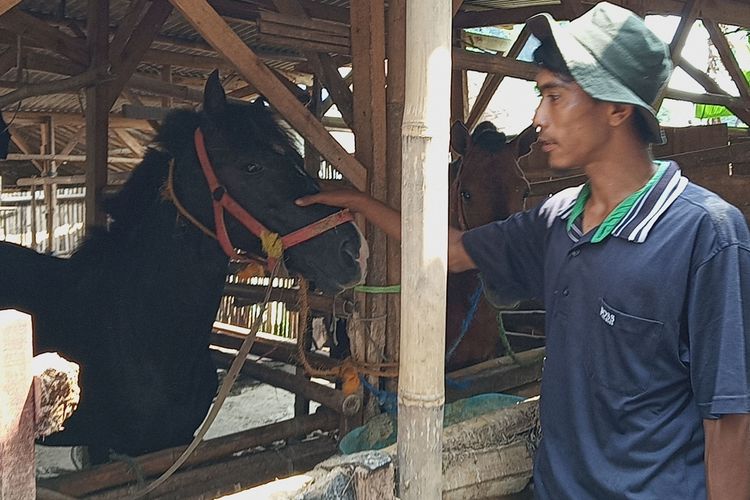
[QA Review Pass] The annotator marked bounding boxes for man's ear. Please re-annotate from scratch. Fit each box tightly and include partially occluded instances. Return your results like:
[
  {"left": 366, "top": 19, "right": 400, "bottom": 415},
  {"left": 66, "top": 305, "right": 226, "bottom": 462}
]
[{"left": 608, "top": 103, "right": 635, "bottom": 128}]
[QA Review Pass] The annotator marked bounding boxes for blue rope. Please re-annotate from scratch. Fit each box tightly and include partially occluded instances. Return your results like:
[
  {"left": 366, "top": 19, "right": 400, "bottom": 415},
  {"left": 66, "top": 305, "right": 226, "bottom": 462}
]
[
  {"left": 445, "top": 281, "right": 484, "bottom": 362},
  {"left": 359, "top": 375, "right": 398, "bottom": 415}
]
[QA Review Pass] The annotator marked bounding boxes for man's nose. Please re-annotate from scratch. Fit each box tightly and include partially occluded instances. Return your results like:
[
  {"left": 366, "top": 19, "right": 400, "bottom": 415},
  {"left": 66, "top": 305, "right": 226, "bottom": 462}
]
[{"left": 532, "top": 105, "right": 545, "bottom": 131}]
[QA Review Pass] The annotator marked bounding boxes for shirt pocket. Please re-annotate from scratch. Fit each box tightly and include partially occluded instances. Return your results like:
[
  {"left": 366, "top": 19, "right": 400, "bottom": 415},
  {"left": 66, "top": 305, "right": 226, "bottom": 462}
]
[{"left": 583, "top": 298, "right": 665, "bottom": 397}]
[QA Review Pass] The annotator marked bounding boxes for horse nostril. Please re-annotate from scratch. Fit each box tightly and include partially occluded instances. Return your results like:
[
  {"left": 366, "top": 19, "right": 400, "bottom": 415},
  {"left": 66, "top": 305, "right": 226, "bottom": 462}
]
[{"left": 340, "top": 238, "right": 359, "bottom": 262}]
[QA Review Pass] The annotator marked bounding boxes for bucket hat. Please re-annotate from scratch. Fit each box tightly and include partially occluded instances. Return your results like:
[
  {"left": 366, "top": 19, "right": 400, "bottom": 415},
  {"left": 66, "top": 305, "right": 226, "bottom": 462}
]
[{"left": 527, "top": 2, "right": 673, "bottom": 144}]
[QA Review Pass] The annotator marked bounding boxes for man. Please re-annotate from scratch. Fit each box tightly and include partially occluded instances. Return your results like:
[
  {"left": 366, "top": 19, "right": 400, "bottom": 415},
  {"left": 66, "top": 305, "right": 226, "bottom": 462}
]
[{"left": 297, "top": 3, "right": 750, "bottom": 498}]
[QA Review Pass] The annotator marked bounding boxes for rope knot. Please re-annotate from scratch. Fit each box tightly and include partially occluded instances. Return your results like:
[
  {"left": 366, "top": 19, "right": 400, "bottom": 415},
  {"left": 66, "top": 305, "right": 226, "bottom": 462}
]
[{"left": 260, "top": 231, "right": 283, "bottom": 260}]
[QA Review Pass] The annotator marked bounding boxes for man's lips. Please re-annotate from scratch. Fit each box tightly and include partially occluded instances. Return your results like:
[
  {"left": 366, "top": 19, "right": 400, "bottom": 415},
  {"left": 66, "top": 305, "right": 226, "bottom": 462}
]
[{"left": 538, "top": 139, "right": 557, "bottom": 153}]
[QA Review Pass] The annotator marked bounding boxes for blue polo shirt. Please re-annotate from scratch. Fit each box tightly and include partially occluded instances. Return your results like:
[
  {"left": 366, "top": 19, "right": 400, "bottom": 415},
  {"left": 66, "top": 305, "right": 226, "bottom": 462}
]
[{"left": 462, "top": 161, "right": 750, "bottom": 499}]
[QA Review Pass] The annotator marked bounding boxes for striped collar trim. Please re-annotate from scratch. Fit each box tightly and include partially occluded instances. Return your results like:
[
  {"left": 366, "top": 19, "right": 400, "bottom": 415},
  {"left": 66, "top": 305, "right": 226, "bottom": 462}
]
[{"left": 560, "top": 161, "right": 688, "bottom": 244}]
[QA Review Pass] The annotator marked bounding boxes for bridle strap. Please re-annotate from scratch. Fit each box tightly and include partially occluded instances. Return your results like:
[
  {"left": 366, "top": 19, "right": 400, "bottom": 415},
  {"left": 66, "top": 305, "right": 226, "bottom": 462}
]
[{"left": 193, "top": 128, "right": 353, "bottom": 264}]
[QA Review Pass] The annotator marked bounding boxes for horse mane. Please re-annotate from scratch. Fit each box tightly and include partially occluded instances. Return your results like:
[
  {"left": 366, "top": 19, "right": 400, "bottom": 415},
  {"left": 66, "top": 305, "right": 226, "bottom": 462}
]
[{"left": 471, "top": 121, "right": 507, "bottom": 153}]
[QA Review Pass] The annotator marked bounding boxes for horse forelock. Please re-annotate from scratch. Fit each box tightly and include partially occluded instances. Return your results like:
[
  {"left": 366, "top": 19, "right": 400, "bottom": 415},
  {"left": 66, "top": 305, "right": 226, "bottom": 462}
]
[{"left": 472, "top": 129, "right": 507, "bottom": 154}]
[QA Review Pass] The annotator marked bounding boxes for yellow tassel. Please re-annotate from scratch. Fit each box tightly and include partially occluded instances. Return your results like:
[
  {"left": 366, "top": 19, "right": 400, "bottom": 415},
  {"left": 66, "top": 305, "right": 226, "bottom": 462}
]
[
  {"left": 237, "top": 261, "right": 266, "bottom": 280},
  {"left": 260, "top": 231, "right": 283, "bottom": 260}
]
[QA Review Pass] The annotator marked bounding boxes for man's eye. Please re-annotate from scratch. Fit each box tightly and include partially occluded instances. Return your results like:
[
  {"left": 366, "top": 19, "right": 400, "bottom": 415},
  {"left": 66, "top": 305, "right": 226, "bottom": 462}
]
[{"left": 245, "top": 163, "right": 264, "bottom": 174}]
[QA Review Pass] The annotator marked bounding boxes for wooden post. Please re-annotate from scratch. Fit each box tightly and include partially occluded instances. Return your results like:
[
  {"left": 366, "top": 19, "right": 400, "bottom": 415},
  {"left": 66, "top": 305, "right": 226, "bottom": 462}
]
[
  {"left": 85, "top": 0, "right": 110, "bottom": 229},
  {"left": 351, "top": 0, "right": 388, "bottom": 421},
  {"left": 42, "top": 117, "right": 57, "bottom": 254},
  {"left": 385, "top": 0, "right": 406, "bottom": 393},
  {"left": 398, "top": 0, "right": 451, "bottom": 497},
  {"left": 0, "top": 309, "right": 35, "bottom": 499}
]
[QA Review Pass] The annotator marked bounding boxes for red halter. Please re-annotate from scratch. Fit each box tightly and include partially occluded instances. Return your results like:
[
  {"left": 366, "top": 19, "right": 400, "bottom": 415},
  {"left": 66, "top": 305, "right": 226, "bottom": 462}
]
[{"left": 193, "top": 128, "right": 354, "bottom": 268}]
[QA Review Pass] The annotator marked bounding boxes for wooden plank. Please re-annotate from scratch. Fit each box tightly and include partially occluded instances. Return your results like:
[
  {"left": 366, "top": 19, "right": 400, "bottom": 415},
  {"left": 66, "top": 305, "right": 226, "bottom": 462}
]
[
  {"left": 453, "top": 48, "right": 538, "bottom": 81},
  {"left": 677, "top": 57, "right": 750, "bottom": 125},
  {"left": 0, "top": 9, "right": 88, "bottom": 65},
  {"left": 258, "top": 19, "right": 350, "bottom": 48},
  {"left": 259, "top": 10, "right": 349, "bottom": 37},
  {"left": 38, "top": 411, "right": 338, "bottom": 497},
  {"left": 384, "top": 0, "right": 405, "bottom": 399},
  {"left": 654, "top": 0, "right": 701, "bottom": 110},
  {"left": 454, "top": 0, "right": 750, "bottom": 30},
  {"left": 0, "top": 309, "right": 35, "bottom": 500},
  {"left": 466, "top": 25, "right": 531, "bottom": 130},
  {"left": 258, "top": 32, "right": 351, "bottom": 55},
  {"left": 351, "top": 0, "right": 388, "bottom": 423},
  {"left": 85, "top": 0, "right": 110, "bottom": 229},
  {"left": 105, "top": 0, "right": 173, "bottom": 108},
  {"left": 703, "top": 20, "right": 750, "bottom": 101},
  {"left": 0, "top": 0, "right": 20, "bottom": 17},
  {"left": 271, "top": 0, "right": 355, "bottom": 129},
  {"left": 399, "top": 0, "right": 451, "bottom": 497},
  {"left": 169, "top": 0, "right": 367, "bottom": 190}
]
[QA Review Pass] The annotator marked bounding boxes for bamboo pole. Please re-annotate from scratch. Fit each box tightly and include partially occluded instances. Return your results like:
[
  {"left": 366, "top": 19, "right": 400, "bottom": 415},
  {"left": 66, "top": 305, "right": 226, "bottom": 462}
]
[{"left": 398, "top": 0, "right": 451, "bottom": 498}]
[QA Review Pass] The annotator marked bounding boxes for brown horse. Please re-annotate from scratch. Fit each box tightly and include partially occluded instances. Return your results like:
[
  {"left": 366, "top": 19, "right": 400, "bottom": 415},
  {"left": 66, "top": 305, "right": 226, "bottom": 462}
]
[{"left": 445, "top": 121, "right": 539, "bottom": 371}]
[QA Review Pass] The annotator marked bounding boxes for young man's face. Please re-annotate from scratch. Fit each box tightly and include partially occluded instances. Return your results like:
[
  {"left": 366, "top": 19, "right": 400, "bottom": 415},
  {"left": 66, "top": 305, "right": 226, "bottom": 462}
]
[{"left": 532, "top": 68, "right": 611, "bottom": 170}]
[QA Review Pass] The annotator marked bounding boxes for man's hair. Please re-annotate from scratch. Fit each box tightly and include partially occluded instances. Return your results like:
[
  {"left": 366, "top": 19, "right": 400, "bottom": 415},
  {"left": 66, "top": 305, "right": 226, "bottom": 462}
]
[{"left": 532, "top": 39, "right": 651, "bottom": 144}]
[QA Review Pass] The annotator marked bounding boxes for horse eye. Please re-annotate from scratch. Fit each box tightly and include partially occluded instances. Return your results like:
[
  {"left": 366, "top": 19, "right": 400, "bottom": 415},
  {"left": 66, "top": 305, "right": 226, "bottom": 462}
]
[
  {"left": 244, "top": 163, "right": 264, "bottom": 175},
  {"left": 461, "top": 190, "right": 471, "bottom": 201}
]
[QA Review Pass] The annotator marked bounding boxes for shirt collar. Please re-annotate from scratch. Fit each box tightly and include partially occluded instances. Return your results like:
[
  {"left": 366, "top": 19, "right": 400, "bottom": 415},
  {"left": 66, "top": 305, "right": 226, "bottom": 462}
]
[{"left": 560, "top": 161, "right": 687, "bottom": 244}]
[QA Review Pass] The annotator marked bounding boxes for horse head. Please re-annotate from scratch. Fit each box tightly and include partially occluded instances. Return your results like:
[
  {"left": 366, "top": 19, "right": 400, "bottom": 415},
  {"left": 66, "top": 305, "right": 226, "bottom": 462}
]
[
  {"left": 449, "top": 121, "right": 538, "bottom": 230},
  {"left": 161, "top": 71, "right": 367, "bottom": 293}
]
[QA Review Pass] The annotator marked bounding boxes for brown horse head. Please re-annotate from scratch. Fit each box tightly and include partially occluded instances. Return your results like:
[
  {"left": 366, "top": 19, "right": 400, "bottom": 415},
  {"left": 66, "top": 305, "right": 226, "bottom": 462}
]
[
  {"left": 449, "top": 121, "right": 538, "bottom": 230},
  {"left": 445, "top": 121, "right": 538, "bottom": 371}
]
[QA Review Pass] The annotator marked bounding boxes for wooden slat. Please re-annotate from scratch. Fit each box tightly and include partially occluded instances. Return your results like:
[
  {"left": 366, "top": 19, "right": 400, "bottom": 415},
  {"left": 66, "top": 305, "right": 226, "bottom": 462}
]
[
  {"left": 0, "top": 9, "right": 88, "bottom": 65},
  {"left": 453, "top": 48, "right": 538, "bottom": 81},
  {"left": 259, "top": 10, "right": 349, "bottom": 37},
  {"left": 677, "top": 57, "right": 750, "bottom": 125},
  {"left": 0, "top": 310, "right": 35, "bottom": 500},
  {"left": 0, "top": 0, "right": 20, "bottom": 17},
  {"left": 703, "top": 20, "right": 750, "bottom": 101},
  {"left": 258, "top": 18, "right": 349, "bottom": 48},
  {"left": 466, "top": 25, "right": 531, "bottom": 130},
  {"left": 350, "top": 0, "right": 388, "bottom": 423},
  {"left": 258, "top": 32, "right": 350, "bottom": 55},
  {"left": 454, "top": 0, "right": 750, "bottom": 30},
  {"left": 169, "top": 0, "right": 366, "bottom": 190},
  {"left": 85, "top": 0, "right": 110, "bottom": 229},
  {"left": 384, "top": 0, "right": 405, "bottom": 394},
  {"left": 105, "top": 0, "right": 174, "bottom": 108}
]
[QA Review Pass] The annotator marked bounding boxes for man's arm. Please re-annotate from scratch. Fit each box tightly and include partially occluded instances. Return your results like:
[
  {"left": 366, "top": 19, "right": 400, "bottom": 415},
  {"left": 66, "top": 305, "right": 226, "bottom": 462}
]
[
  {"left": 296, "top": 189, "right": 477, "bottom": 272},
  {"left": 704, "top": 414, "right": 750, "bottom": 499}
]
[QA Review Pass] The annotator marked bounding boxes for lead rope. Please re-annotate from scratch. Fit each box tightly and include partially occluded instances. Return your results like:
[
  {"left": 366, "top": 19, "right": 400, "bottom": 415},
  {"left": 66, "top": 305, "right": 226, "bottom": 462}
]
[{"left": 128, "top": 236, "right": 284, "bottom": 499}]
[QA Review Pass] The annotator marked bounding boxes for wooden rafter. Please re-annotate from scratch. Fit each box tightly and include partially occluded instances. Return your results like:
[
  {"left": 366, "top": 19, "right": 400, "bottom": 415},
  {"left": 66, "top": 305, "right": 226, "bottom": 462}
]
[
  {"left": 270, "top": 0, "right": 355, "bottom": 128},
  {"left": 168, "top": 0, "right": 366, "bottom": 190},
  {"left": 453, "top": 48, "right": 537, "bottom": 80},
  {"left": 113, "top": 129, "right": 144, "bottom": 156},
  {"left": 0, "top": 0, "right": 21, "bottom": 17},
  {"left": 59, "top": 127, "right": 85, "bottom": 156},
  {"left": 0, "top": 9, "right": 88, "bottom": 66},
  {"left": 465, "top": 25, "right": 531, "bottom": 130},
  {"left": 677, "top": 57, "right": 750, "bottom": 125},
  {"left": 0, "top": 67, "right": 106, "bottom": 110},
  {"left": 109, "top": 0, "right": 149, "bottom": 60},
  {"left": 703, "top": 20, "right": 750, "bottom": 101},
  {"left": 105, "top": 1, "right": 173, "bottom": 109},
  {"left": 8, "top": 126, "right": 42, "bottom": 171}
]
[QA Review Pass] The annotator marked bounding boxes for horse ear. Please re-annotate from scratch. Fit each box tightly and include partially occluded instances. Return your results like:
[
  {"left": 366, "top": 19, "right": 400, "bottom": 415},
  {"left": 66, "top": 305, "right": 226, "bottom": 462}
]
[
  {"left": 450, "top": 121, "right": 470, "bottom": 156},
  {"left": 204, "top": 70, "right": 226, "bottom": 116},
  {"left": 511, "top": 124, "right": 539, "bottom": 158}
]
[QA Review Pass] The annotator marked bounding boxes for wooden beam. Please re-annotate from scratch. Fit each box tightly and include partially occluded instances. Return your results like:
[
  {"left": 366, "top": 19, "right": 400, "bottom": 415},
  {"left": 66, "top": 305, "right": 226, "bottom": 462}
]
[
  {"left": 384, "top": 0, "right": 405, "bottom": 401},
  {"left": 113, "top": 128, "right": 145, "bottom": 156},
  {"left": 453, "top": 0, "right": 750, "bottom": 30},
  {"left": 270, "top": 0, "right": 355, "bottom": 128},
  {"left": 85, "top": 0, "right": 110, "bottom": 229},
  {"left": 0, "top": 67, "right": 105, "bottom": 110},
  {"left": 106, "top": 0, "right": 173, "bottom": 109},
  {"left": 8, "top": 126, "right": 42, "bottom": 171},
  {"left": 11, "top": 111, "right": 151, "bottom": 129},
  {"left": 169, "top": 0, "right": 367, "bottom": 190},
  {"left": 676, "top": 57, "right": 750, "bottom": 125},
  {"left": 351, "top": 0, "right": 388, "bottom": 422},
  {"left": 15, "top": 172, "right": 132, "bottom": 187},
  {"left": 664, "top": 88, "right": 749, "bottom": 107},
  {"left": 0, "top": 9, "right": 88, "bottom": 65},
  {"left": 37, "top": 411, "right": 338, "bottom": 497},
  {"left": 0, "top": 310, "right": 35, "bottom": 500},
  {"left": 8, "top": 153, "right": 139, "bottom": 164},
  {"left": 703, "top": 20, "right": 750, "bottom": 101},
  {"left": 465, "top": 25, "right": 531, "bottom": 130},
  {"left": 453, "top": 47, "right": 538, "bottom": 81},
  {"left": 399, "top": 0, "right": 451, "bottom": 497},
  {"left": 108, "top": 0, "right": 148, "bottom": 61},
  {"left": 0, "top": 1, "right": 20, "bottom": 17},
  {"left": 59, "top": 127, "right": 84, "bottom": 156}
]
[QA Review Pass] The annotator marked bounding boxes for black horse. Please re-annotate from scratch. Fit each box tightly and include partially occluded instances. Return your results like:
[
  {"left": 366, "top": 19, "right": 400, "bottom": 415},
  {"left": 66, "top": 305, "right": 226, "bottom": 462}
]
[{"left": 0, "top": 72, "right": 366, "bottom": 459}]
